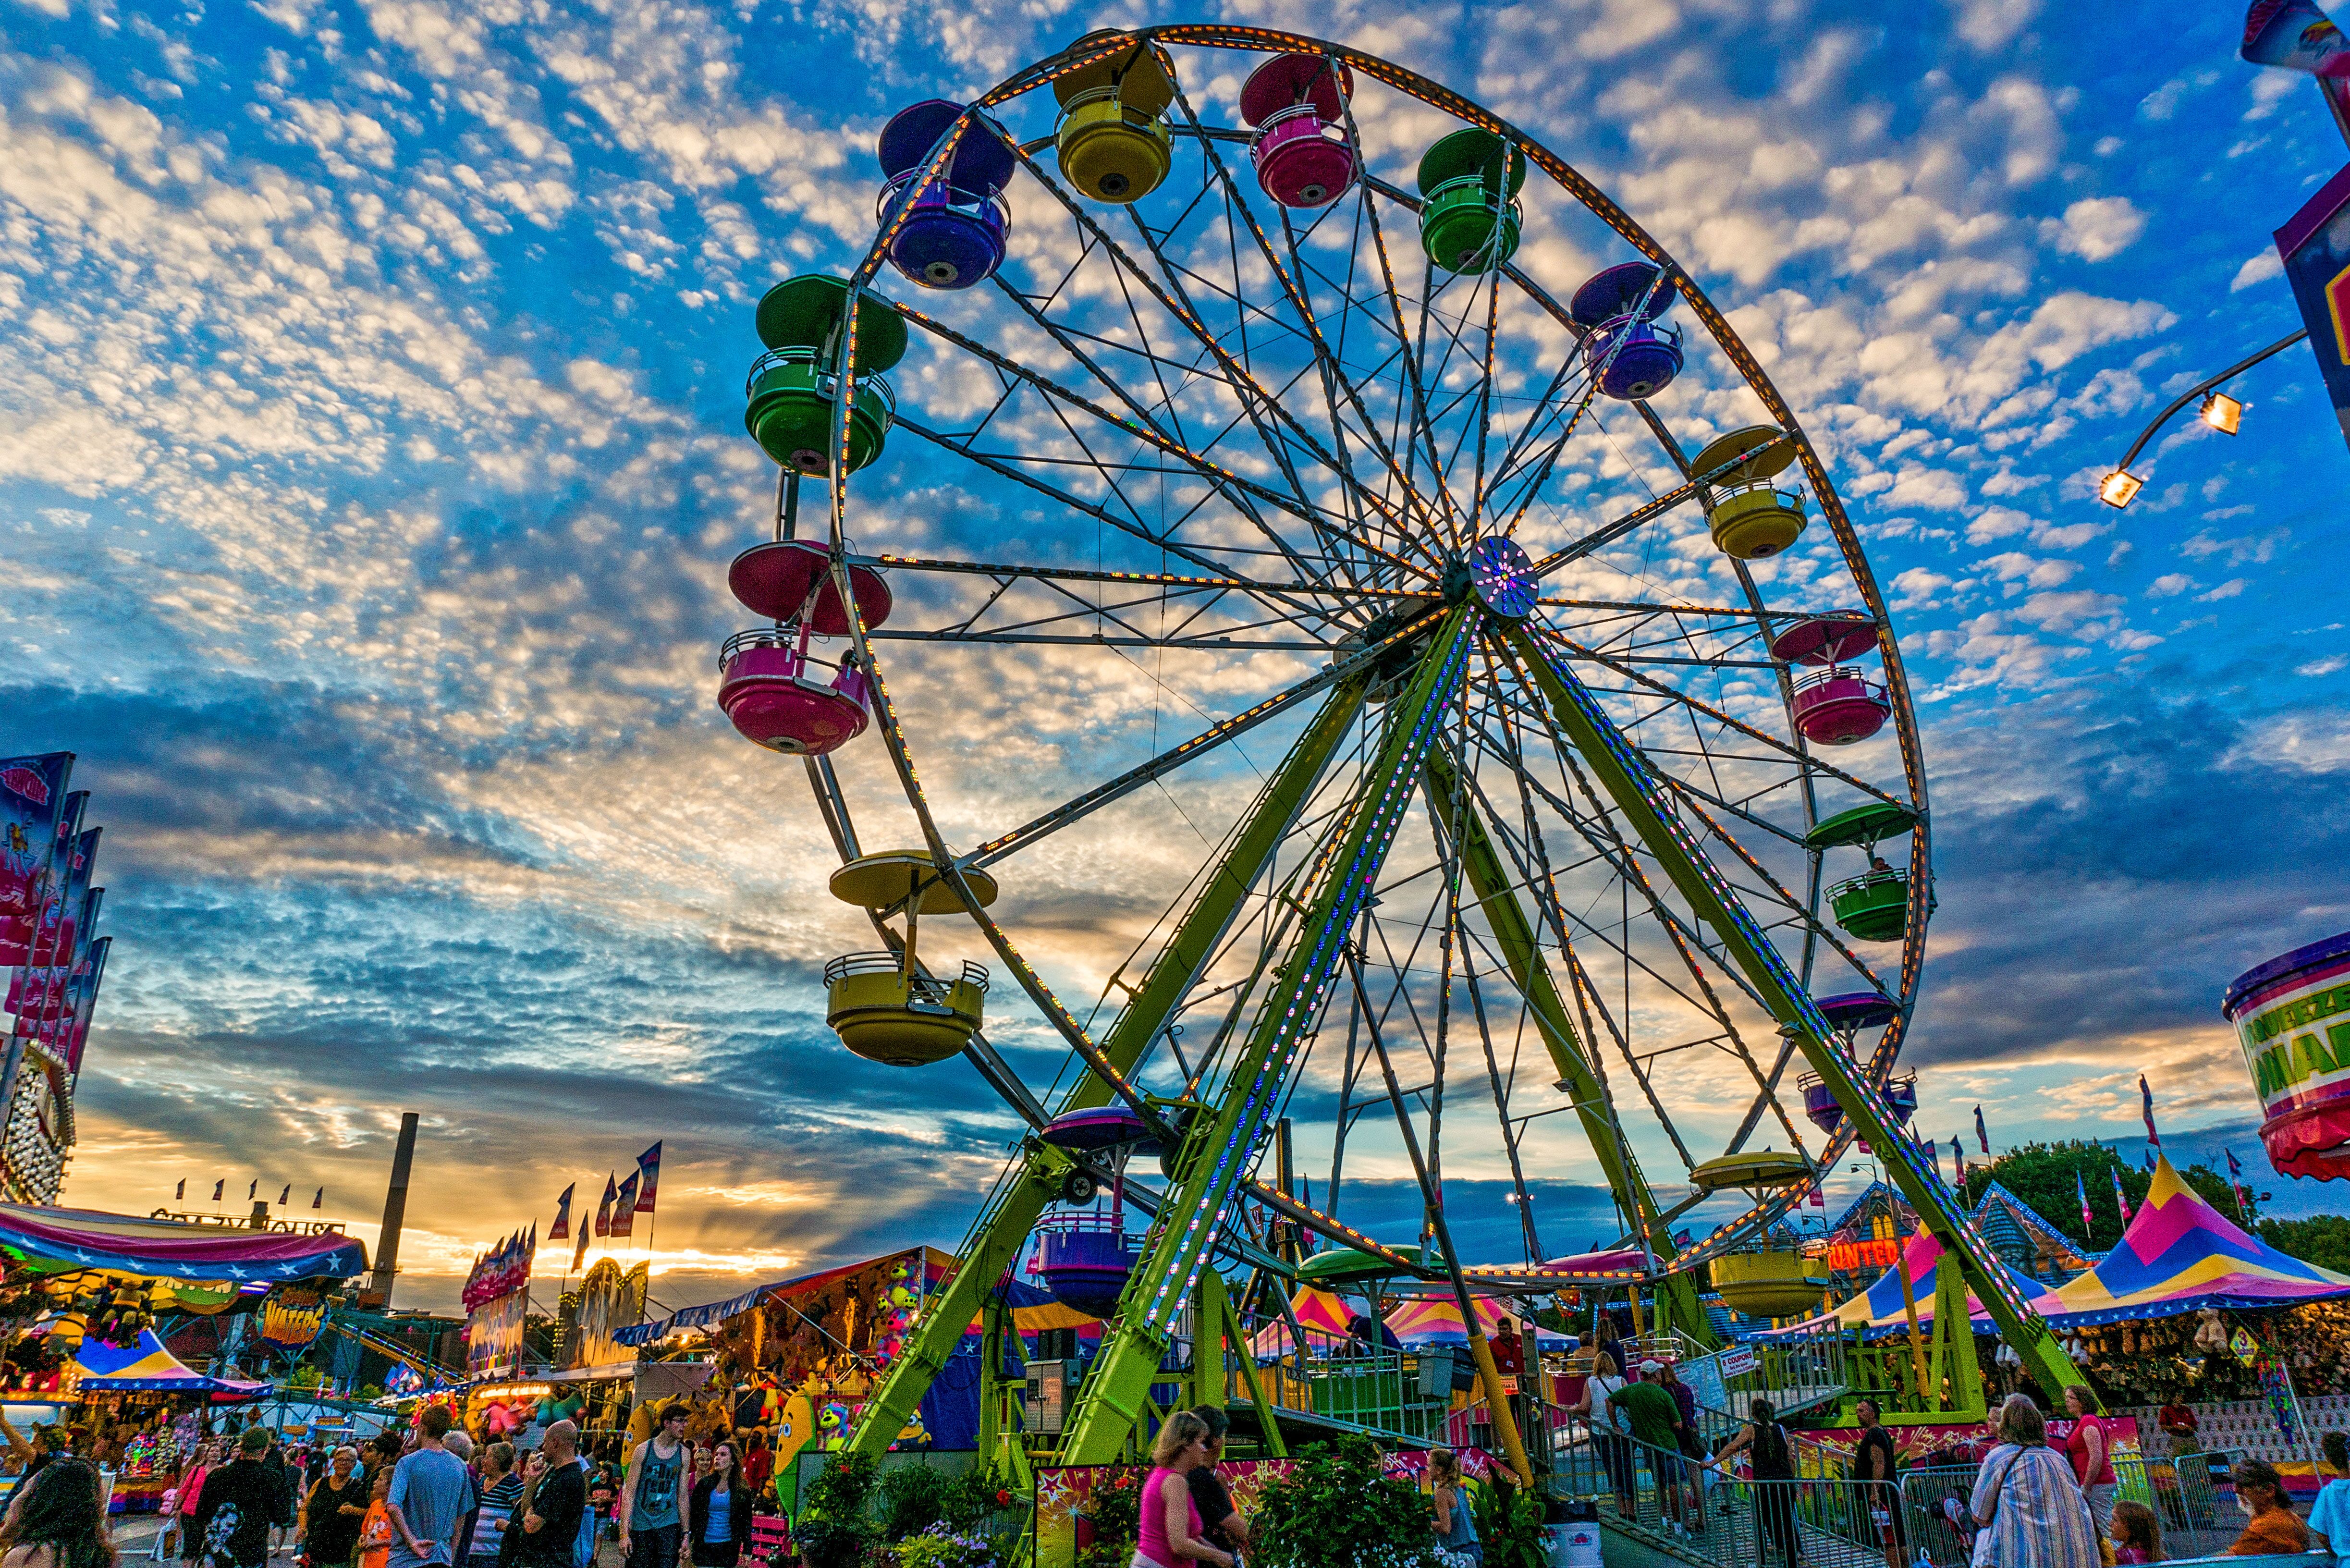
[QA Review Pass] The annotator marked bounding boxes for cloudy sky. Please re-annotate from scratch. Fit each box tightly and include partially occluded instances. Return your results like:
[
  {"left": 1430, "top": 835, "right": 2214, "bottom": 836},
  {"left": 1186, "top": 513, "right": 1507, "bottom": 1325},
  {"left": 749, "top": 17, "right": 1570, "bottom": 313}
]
[{"left": 3, "top": 0, "right": 2347, "bottom": 1320}]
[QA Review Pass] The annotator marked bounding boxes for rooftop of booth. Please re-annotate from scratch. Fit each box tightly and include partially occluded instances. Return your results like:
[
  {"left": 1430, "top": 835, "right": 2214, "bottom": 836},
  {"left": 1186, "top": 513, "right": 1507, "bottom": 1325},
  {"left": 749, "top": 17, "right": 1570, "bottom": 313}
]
[
  {"left": 877, "top": 98, "right": 1016, "bottom": 199},
  {"left": 1239, "top": 51, "right": 1355, "bottom": 127},
  {"left": 1050, "top": 31, "right": 1177, "bottom": 116},
  {"left": 1415, "top": 127, "right": 1527, "bottom": 199},
  {"left": 753, "top": 275, "right": 909, "bottom": 370}
]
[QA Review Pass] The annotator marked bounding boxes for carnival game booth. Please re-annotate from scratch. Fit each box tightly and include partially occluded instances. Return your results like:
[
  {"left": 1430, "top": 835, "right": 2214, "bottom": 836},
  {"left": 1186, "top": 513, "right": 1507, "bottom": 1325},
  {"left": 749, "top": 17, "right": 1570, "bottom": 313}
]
[
  {"left": 0, "top": 1203, "right": 363, "bottom": 1506},
  {"left": 2038, "top": 1156, "right": 2350, "bottom": 1492}
]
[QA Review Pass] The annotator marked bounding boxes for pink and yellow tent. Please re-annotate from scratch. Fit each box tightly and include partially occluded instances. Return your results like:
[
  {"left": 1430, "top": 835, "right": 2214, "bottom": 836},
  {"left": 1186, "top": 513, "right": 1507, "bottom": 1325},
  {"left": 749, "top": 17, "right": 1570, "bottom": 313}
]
[
  {"left": 2036, "top": 1154, "right": 2350, "bottom": 1325},
  {"left": 1384, "top": 1294, "right": 1571, "bottom": 1349},
  {"left": 1249, "top": 1285, "right": 1360, "bottom": 1357}
]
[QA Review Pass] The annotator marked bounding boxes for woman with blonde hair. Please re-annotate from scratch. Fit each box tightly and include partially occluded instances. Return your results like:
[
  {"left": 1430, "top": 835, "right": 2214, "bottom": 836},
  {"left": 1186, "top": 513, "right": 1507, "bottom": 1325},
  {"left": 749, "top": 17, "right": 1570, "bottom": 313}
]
[
  {"left": 1427, "top": 1451, "right": 1480, "bottom": 1568},
  {"left": 1136, "top": 1413, "right": 1231, "bottom": 1568},
  {"left": 1965, "top": 1394, "right": 2097, "bottom": 1568}
]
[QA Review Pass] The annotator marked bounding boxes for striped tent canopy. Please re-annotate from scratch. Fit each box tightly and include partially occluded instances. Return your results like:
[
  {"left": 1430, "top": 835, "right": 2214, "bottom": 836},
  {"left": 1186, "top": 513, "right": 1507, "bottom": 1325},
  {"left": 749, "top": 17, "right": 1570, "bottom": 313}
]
[
  {"left": 2036, "top": 1154, "right": 2350, "bottom": 1325},
  {"left": 1768, "top": 1229, "right": 2049, "bottom": 1341},
  {"left": 0, "top": 1203, "right": 366, "bottom": 1283},
  {"left": 1250, "top": 1285, "right": 1359, "bottom": 1357},
  {"left": 1384, "top": 1293, "right": 1573, "bottom": 1349},
  {"left": 73, "top": 1329, "right": 269, "bottom": 1403}
]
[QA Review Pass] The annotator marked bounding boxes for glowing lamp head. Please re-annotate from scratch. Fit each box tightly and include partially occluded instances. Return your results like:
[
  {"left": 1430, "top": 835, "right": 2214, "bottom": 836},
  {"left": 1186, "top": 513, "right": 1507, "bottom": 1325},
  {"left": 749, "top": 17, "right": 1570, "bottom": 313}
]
[
  {"left": 2201, "top": 392, "right": 2243, "bottom": 435},
  {"left": 2098, "top": 470, "right": 2144, "bottom": 510}
]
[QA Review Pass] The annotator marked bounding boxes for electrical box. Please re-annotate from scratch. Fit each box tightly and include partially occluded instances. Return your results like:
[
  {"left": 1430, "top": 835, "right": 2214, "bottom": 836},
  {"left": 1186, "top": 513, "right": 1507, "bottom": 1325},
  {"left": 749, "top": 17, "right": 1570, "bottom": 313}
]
[{"left": 1024, "top": 1357, "right": 1079, "bottom": 1433}]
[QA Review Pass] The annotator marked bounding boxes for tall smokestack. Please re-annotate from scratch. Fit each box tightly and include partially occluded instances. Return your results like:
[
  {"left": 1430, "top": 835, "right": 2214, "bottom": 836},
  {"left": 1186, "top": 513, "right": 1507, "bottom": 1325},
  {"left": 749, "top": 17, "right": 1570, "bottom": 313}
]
[{"left": 367, "top": 1112, "right": 420, "bottom": 1308}]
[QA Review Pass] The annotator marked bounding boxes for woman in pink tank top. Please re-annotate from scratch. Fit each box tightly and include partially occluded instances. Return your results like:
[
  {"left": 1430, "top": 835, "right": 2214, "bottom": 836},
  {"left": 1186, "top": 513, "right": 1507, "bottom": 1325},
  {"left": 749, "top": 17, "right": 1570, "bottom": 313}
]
[{"left": 1133, "top": 1412, "right": 1233, "bottom": 1568}]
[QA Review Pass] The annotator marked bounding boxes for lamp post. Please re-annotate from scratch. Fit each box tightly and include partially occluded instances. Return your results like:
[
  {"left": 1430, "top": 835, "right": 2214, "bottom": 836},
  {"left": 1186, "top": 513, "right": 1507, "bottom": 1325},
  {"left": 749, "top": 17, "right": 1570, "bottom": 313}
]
[{"left": 2097, "top": 329, "right": 2307, "bottom": 508}]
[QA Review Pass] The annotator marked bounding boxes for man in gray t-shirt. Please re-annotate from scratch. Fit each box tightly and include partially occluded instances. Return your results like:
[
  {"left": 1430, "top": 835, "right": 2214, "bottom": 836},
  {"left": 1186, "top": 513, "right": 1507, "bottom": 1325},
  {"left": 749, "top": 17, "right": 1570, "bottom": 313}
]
[{"left": 387, "top": 1406, "right": 474, "bottom": 1568}]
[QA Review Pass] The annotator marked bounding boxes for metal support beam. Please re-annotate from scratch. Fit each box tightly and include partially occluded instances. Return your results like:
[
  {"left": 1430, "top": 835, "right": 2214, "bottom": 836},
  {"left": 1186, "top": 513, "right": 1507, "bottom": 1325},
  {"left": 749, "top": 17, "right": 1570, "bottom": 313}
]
[
  {"left": 845, "top": 674, "right": 1371, "bottom": 1455},
  {"left": 1504, "top": 625, "right": 2079, "bottom": 1399},
  {"left": 1421, "top": 756, "right": 1714, "bottom": 1345},
  {"left": 1058, "top": 611, "right": 1475, "bottom": 1463}
]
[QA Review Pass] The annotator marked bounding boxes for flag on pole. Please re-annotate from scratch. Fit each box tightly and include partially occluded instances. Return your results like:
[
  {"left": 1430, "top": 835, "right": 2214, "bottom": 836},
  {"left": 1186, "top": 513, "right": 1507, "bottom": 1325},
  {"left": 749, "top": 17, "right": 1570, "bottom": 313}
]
[
  {"left": 312, "top": 1188, "right": 323, "bottom": 1209},
  {"left": 247, "top": 1179, "right": 257, "bottom": 1201},
  {"left": 634, "top": 1143, "right": 661, "bottom": 1213},
  {"left": 1952, "top": 1135, "right": 1966, "bottom": 1187},
  {"left": 2144, "top": 1149, "right": 2157, "bottom": 1174},
  {"left": 550, "top": 1183, "right": 575, "bottom": 1241},
  {"left": 2111, "top": 1165, "right": 2133, "bottom": 1224},
  {"left": 595, "top": 1174, "right": 616, "bottom": 1237},
  {"left": 572, "top": 1200, "right": 591, "bottom": 1273},
  {"left": 277, "top": 1184, "right": 290, "bottom": 1206},
  {"left": 611, "top": 1172, "right": 639, "bottom": 1237},
  {"left": 2140, "top": 1076, "right": 2161, "bottom": 1146},
  {"left": 2077, "top": 1167, "right": 2094, "bottom": 1234},
  {"left": 2226, "top": 1148, "right": 2249, "bottom": 1219},
  {"left": 1974, "top": 1105, "right": 1990, "bottom": 1155},
  {"left": 174, "top": 1179, "right": 185, "bottom": 1200},
  {"left": 1808, "top": 1184, "right": 1825, "bottom": 1208},
  {"left": 211, "top": 1179, "right": 223, "bottom": 1202},
  {"left": 2243, "top": 0, "right": 2350, "bottom": 76}
]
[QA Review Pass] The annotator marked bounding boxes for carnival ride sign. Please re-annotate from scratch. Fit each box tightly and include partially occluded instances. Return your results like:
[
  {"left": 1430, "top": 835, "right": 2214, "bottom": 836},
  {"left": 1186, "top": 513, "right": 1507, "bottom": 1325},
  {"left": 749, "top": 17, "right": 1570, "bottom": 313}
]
[
  {"left": 467, "top": 1289, "right": 527, "bottom": 1377},
  {"left": 2277, "top": 163, "right": 2350, "bottom": 452}
]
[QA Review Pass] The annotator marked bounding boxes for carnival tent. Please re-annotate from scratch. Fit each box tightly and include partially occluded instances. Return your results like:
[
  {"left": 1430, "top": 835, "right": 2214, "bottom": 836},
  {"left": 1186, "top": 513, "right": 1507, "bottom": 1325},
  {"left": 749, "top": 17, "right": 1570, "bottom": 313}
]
[
  {"left": 2034, "top": 1155, "right": 2350, "bottom": 1326},
  {"left": 1248, "top": 1285, "right": 1359, "bottom": 1357},
  {"left": 1769, "top": 1230, "right": 2049, "bottom": 1340},
  {"left": 73, "top": 1329, "right": 268, "bottom": 1402},
  {"left": 1384, "top": 1294, "right": 1574, "bottom": 1350},
  {"left": 0, "top": 1204, "right": 366, "bottom": 1282}
]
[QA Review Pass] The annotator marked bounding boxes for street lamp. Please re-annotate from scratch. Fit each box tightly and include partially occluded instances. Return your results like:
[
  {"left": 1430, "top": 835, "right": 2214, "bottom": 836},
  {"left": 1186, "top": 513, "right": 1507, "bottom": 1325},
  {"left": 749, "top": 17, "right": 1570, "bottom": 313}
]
[{"left": 2097, "top": 329, "right": 2306, "bottom": 509}]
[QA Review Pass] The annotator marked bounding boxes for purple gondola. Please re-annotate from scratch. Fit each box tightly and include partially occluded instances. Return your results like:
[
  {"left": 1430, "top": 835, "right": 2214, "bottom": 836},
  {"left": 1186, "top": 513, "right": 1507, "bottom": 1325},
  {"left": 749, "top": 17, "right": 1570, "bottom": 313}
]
[
  {"left": 1031, "top": 1209, "right": 1137, "bottom": 1317},
  {"left": 877, "top": 100, "right": 1014, "bottom": 290}
]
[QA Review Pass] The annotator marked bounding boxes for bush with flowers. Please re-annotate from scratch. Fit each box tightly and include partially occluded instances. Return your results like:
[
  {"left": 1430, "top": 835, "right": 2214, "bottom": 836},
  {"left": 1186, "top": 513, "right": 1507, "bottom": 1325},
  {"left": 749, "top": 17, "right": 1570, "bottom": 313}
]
[
  {"left": 894, "top": 1528, "right": 999, "bottom": 1568},
  {"left": 1249, "top": 1439, "right": 1441, "bottom": 1568},
  {"left": 1074, "top": 1466, "right": 1146, "bottom": 1568}
]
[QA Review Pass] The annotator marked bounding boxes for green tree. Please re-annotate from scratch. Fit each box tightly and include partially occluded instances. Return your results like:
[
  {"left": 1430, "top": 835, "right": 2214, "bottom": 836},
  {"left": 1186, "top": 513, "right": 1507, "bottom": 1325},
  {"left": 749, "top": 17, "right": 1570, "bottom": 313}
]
[
  {"left": 2256, "top": 1214, "right": 2350, "bottom": 1274},
  {"left": 1960, "top": 1140, "right": 2153, "bottom": 1250}
]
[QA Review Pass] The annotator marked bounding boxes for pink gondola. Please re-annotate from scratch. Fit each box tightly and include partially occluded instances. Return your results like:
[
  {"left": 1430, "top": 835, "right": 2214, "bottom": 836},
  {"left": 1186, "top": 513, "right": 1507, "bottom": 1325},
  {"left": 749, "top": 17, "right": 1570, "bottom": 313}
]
[
  {"left": 716, "top": 629, "right": 870, "bottom": 755},
  {"left": 1790, "top": 666, "right": 1890, "bottom": 746},
  {"left": 1240, "top": 53, "right": 1358, "bottom": 209}
]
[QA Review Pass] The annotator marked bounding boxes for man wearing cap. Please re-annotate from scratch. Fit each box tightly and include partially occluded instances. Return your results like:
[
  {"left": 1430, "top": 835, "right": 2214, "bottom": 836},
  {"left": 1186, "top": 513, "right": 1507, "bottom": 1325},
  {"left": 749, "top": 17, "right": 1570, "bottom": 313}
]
[{"left": 1609, "top": 1362, "right": 1693, "bottom": 1538}]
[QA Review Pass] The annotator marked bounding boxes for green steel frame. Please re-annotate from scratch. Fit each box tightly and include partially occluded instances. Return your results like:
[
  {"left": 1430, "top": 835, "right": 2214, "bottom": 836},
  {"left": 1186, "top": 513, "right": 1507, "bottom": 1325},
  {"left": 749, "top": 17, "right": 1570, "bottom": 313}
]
[
  {"left": 1420, "top": 756, "right": 1713, "bottom": 1345},
  {"left": 845, "top": 670, "right": 1373, "bottom": 1457},
  {"left": 1500, "top": 623, "right": 2079, "bottom": 1398},
  {"left": 1056, "top": 610, "right": 1475, "bottom": 1462}
]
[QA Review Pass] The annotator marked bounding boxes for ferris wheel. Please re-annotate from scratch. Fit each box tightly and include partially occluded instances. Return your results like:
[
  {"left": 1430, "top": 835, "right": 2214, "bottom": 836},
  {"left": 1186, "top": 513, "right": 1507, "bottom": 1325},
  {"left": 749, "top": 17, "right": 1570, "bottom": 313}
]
[{"left": 705, "top": 25, "right": 2077, "bottom": 1464}]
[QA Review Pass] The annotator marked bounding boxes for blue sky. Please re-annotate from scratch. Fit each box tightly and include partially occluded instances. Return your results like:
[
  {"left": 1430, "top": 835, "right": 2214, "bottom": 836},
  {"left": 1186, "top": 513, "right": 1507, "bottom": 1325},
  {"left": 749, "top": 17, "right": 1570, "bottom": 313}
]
[{"left": 2, "top": 0, "right": 2346, "bottom": 1317}]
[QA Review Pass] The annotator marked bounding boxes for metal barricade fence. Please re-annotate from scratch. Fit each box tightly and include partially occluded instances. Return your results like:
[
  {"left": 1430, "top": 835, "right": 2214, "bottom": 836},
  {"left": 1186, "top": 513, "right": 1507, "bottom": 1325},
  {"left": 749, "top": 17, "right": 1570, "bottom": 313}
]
[
  {"left": 1896, "top": 1448, "right": 2246, "bottom": 1567},
  {"left": 1554, "top": 1420, "right": 1890, "bottom": 1567}
]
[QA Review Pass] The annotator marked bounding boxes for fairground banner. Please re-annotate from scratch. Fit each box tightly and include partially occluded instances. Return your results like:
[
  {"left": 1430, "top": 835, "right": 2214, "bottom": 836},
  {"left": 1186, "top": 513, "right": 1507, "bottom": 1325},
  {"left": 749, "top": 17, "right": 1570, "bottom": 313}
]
[
  {"left": 0, "top": 755, "right": 72, "bottom": 968},
  {"left": 467, "top": 1287, "right": 528, "bottom": 1377},
  {"left": 1, "top": 778, "right": 77, "bottom": 969},
  {"left": 2277, "top": 161, "right": 2350, "bottom": 452}
]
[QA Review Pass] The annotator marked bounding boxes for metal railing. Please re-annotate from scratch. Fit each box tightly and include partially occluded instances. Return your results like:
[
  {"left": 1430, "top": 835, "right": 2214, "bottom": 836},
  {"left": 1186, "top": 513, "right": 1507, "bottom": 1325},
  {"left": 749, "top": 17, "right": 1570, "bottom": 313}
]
[
  {"left": 823, "top": 951, "right": 990, "bottom": 995},
  {"left": 1894, "top": 1449, "right": 2248, "bottom": 1567},
  {"left": 1233, "top": 1344, "right": 1454, "bottom": 1443},
  {"left": 1550, "top": 1422, "right": 1888, "bottom": 1568}
]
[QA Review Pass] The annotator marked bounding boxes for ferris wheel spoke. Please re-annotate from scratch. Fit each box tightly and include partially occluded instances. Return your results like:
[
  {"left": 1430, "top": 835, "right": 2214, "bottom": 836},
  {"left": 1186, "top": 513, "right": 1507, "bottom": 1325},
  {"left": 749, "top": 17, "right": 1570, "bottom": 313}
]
[
  {"left": 967, "top": 625, "right": 1423, "bottom": 868},
  {"left": 889, "top": 304, "right": 1371, "bottom": 591},
  {"left": 1161, "top": 79, "right": 1444, "bottom": 553},
  {"left": 1536, "top": 625, "right": 1907, "bottom": 808}
]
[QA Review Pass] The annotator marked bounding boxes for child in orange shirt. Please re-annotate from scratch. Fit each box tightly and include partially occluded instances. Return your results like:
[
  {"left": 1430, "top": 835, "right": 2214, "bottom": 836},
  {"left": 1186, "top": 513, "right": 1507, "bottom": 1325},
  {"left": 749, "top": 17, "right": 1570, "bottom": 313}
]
[{"left": 356, "top": 1466, "right": 396, "bottom": 1568}]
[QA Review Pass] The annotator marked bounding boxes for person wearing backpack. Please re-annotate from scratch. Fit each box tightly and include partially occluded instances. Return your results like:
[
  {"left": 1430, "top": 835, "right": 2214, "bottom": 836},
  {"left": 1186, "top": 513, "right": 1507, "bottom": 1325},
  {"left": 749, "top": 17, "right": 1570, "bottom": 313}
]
[{"left": 194, "top": 1429, "right": 296, "bottom": 1568}]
